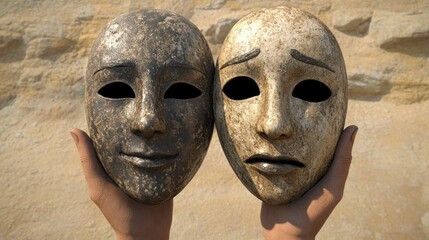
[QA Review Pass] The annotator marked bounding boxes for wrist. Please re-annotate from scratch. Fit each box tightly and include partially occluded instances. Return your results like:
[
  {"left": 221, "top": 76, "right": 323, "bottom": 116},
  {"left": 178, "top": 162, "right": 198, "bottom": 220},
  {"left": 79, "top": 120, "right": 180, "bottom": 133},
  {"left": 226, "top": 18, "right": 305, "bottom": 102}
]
[
  {"left": 115, "top": 231, "right": 169, "bottom": 240},
  {"left": 263, "top": 232, "right": 315, "bottom": 240},
  {"left": 262, "top": 225, "right": 316, "bottom": 240}
]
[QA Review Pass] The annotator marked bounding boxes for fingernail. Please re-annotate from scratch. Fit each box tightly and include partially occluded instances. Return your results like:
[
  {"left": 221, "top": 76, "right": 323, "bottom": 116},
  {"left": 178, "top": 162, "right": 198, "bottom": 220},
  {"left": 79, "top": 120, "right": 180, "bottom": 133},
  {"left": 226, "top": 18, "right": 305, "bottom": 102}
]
[
  {"left": 350, "top": 127, "right": 358, "bottom": 144},
  {"left": 70, "top": 131, "right": 79, "bottom": 145}
]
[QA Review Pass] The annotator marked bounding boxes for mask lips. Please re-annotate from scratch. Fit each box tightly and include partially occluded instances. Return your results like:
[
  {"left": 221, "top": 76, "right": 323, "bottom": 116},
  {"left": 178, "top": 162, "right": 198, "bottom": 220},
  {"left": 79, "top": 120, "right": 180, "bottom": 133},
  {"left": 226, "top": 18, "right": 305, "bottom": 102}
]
[
  {"left": 245, "top": 154, "right": 305, "bottom": 175},
  {"left": 119, "top": 151, "right": 179, "bottom": 169}
]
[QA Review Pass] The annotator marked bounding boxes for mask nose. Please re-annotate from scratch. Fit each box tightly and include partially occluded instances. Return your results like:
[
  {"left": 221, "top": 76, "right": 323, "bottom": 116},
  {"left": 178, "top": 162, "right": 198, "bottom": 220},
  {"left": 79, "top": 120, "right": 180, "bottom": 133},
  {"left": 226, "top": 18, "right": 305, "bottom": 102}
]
[
  {"left": 131, "top": 86, "right": 167, "bottom": 139},
  {"left": 256, "top": 94, "right": 293, "bottom": 140}
]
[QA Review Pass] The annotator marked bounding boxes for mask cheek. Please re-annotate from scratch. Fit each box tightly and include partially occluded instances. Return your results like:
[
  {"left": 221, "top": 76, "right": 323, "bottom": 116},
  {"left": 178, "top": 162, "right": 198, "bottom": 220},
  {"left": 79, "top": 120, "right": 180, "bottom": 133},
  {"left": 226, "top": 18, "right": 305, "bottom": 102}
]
[
  {"left": 224, "top": 99, "right": 260, "bottom": 162},
  {"left": 168, "top": 99, "right": 213, "bottom": 154},
  {"left": 302, "top": 105, "right": 342, "bottom": 175},
  {"left": 88, "top": 99, "right": 130, "bottom": 163}
]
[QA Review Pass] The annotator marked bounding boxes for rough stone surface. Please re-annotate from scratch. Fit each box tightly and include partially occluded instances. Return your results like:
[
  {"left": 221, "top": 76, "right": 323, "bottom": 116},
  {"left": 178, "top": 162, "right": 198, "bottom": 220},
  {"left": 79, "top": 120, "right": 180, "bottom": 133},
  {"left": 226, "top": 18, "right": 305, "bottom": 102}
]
[
  {"left": 204, "top": 18, "right": 240, "bottom": 44},
  {"left": 1, "top": 0, "right": 428, "bottom": 239},
  {"left": 369, "top": 10, "right": 429, "bottom": 57},
  {"left": 348, "top": 69, "right": 392, "bottom": 100},
  {"left": 331, "top": 8, "right": 373, "bottom": 36}
]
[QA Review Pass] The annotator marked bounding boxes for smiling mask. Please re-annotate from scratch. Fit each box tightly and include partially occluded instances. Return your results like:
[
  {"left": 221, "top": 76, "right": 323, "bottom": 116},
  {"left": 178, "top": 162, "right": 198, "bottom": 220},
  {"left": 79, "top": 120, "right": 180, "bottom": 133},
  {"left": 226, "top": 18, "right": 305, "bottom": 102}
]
[
  {"left": 214, "top": 6, "right": 347, "bottom": 205},
  {"left": 86, "top": 9, "right": 214, "bottom": 204}
]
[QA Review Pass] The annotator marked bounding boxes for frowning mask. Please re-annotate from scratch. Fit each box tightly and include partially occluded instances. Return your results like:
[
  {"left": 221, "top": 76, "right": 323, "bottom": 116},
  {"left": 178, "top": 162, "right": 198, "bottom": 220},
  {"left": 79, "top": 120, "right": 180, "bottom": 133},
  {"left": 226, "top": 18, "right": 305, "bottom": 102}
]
[
  {"left": 86, "top": 9, "right": 214, "bottom": 204},
  {"left": 214, "top": 6, "right": 347, "bottom": 205}
]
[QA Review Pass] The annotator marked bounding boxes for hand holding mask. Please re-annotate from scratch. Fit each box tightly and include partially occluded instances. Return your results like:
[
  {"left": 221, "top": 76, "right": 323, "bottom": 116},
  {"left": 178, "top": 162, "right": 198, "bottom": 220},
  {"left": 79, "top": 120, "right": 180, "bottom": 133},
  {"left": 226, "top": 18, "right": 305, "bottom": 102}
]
[
  {"left": 79, "top": 6, "right": 354, "bottom": 239},
  {"left": 86, "top": 9, "right": 214, "bottom": 204},
  {"left": 214, "top": 6, "right": 348, "bottom": 205},
  {"left": 85, "top": 6, "right": 347, "bottom": 207}
]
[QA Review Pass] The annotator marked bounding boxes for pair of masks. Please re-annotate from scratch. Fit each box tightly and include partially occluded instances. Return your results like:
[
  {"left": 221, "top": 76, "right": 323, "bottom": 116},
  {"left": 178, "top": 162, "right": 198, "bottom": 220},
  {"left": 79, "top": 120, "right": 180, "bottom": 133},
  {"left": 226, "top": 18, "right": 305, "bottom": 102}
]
[{"left": 86, "top": 7, "right": 347, "bottom": 205}]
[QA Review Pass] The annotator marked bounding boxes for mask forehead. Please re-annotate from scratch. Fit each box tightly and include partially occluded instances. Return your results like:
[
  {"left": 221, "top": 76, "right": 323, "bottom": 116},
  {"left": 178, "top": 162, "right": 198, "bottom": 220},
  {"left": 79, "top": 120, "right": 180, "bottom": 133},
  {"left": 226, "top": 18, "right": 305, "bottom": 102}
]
[
  {"left": 219, "top": 7, "right": 346, "bottom": 84},
  {"left": 87, "top": 9, "right": 213, "bottom": 82}
]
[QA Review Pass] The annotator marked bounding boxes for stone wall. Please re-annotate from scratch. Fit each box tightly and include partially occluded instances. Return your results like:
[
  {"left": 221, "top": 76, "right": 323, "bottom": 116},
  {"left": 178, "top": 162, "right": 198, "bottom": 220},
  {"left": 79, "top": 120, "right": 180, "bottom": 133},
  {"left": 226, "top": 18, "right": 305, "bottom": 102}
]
[{"left": 1, "top": 1, "right": 428, "bottom": 239}]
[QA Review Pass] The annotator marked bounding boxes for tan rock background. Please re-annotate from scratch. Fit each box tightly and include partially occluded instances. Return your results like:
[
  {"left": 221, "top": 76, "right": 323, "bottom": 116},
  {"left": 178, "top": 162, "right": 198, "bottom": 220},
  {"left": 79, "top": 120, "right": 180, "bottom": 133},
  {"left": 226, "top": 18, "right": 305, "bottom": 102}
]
[{"left": 1, "top": 0, "right": 428, "bottom": 239}]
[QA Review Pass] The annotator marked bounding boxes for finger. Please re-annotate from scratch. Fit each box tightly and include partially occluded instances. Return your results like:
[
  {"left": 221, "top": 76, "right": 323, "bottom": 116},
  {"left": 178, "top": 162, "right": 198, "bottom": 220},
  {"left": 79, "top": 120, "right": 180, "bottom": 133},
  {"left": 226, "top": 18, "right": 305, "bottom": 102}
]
[
  {"left": 300, "top": 125, "right": 358, "bottom": 204},
  {"left": 300, "top": 126, "right": 358, "bottom": 228},
  {"left": 70, "top": 128, "right": 112, "bottom": 191},
  {"left": 325, "top": 125, "right": 358, "bottom": 190}
]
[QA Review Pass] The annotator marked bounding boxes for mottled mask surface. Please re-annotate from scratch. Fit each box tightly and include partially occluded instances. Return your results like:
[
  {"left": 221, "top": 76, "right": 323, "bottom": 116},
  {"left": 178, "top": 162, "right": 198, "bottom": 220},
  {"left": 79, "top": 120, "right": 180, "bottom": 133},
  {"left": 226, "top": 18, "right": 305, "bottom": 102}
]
[
  {"left": 86, "top": 9, "right": 214, "bottom": 204},
  {"left": 214, "top": 6, "right": 347, "bottom": 205}
]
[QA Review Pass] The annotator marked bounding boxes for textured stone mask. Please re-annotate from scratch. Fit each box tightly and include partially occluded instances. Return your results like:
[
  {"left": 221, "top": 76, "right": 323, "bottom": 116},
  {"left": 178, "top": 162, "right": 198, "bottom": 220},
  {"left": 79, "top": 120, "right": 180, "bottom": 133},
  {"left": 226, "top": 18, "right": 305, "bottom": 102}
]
[
  {"left": 86, "top": 9, "right": 214, "bottom": 204},
  {"left": 214, "top": 6, "right": 347, "bottom": 205}
]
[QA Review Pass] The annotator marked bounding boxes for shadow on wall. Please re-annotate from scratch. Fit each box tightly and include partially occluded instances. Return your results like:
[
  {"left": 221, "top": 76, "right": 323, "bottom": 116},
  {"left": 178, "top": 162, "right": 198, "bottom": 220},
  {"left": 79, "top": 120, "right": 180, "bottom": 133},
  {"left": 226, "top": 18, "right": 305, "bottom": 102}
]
[
  {"left": 381, "top": 36, "right": 429, "bottom": 58},
  {"left": 0, "top": 33, "right": 26, "bottom": 63}
]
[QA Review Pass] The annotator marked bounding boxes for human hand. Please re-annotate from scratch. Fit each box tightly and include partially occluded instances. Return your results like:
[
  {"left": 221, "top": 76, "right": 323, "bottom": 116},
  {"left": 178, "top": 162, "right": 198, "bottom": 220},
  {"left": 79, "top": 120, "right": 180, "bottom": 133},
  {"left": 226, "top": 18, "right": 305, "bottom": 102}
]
[
  {"left": 70, "top": 128, "right": 173, "bottom": 240},
  {"left": 260, "top": 125, "right": 358, "bottom": 240}
]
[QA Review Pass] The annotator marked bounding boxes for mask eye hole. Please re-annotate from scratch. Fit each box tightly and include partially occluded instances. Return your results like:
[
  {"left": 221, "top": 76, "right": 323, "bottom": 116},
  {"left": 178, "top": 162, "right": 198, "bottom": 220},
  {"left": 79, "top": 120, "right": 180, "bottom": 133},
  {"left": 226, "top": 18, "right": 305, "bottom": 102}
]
[
  {"left": 292, "top": 79, "right": 331, "bottom": 102},
  {"left": 222, "top": 76, "right": 260, "bottom": 100},
  {"left": 164, "top": 82, "right": 202, "bottom": 99},
  {"left": 98, "top": 82, "right": 136, "bottom": 99}
]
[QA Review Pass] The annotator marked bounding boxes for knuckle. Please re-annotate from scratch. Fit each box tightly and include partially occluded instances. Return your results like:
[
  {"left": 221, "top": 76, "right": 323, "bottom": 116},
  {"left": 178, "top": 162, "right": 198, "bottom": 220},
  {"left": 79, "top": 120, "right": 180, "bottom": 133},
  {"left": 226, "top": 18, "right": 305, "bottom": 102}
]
[
  {"left": 325, "top": 188, "right": 344, "bottom": 204},
  {"left": 88, "top": 183, "right": 105, "bottom": 205},
  {"left": 88, "top": 190, "right": 101, "bottom": 204},
  {"left": 335, "top": 191, "right": 344, "bottom": 202}
]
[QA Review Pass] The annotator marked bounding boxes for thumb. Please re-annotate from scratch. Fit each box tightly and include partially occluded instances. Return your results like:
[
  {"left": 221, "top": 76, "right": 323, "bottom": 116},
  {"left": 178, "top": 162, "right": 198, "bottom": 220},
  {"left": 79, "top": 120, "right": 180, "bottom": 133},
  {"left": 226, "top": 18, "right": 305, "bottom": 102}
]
[
  {"left": 324, "top": 125, "right": 358, "bottom": 196},
  {"left": 70, "top": 128, "right": 112, "bottom": 191}
]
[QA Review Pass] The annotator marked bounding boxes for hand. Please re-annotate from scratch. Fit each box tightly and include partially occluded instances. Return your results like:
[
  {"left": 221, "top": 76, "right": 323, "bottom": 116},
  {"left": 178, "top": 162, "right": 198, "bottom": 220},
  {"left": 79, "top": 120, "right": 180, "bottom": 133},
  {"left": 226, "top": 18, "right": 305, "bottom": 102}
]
[
  {"left": 260, "top": 125, "right": 358, "bottom": 240},
  {"left": 70, "top": 128, "right": 173, "bottom": 240}
]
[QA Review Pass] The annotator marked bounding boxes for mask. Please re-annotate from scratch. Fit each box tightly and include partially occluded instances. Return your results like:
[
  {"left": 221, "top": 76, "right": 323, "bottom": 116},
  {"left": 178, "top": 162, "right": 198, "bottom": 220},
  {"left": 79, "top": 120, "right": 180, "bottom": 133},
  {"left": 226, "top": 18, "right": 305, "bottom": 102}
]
[
  {"left": 86, "top": 9, "right": 214, "bottom": 204},
  {"left": 214, "top": 6, "right": 347, "bottom": 205}
]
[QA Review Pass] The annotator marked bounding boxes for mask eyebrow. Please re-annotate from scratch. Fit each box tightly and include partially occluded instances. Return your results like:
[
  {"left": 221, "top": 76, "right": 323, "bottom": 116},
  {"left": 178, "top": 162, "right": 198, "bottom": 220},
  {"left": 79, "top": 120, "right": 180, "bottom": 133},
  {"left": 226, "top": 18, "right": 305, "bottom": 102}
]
[
  {"left": 93, "top": 62, "right": 135, "bottom": 76},
  {"left": 165, "top": 61, "right": 207, "bottom": 78},
  {"left": 220, "top": 48, "right": 261, "bottom": 70},
  {"left": 290, "top": 49, "right": 335, "bottom": 73}
]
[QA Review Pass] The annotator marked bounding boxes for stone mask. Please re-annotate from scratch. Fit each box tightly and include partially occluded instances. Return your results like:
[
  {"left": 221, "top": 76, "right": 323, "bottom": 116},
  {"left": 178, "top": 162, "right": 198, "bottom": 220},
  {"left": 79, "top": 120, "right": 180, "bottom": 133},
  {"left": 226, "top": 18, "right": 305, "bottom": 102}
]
[
  {"left": 214, "top": 6, "right": 347, "bottom": 205},
  {"left": 86, "top": 9, "right": 214, "bottom": 204}
]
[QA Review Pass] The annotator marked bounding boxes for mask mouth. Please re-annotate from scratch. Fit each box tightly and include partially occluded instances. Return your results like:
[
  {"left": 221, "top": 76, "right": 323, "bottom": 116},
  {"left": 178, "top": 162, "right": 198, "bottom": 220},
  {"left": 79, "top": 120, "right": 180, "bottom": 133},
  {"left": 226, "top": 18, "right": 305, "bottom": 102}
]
[
  {"left": 245, "top": 155, "right": 304, "bottom": 175},
  {"left": 120, "top": 151, "right": 179, "bottom": 169}
]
